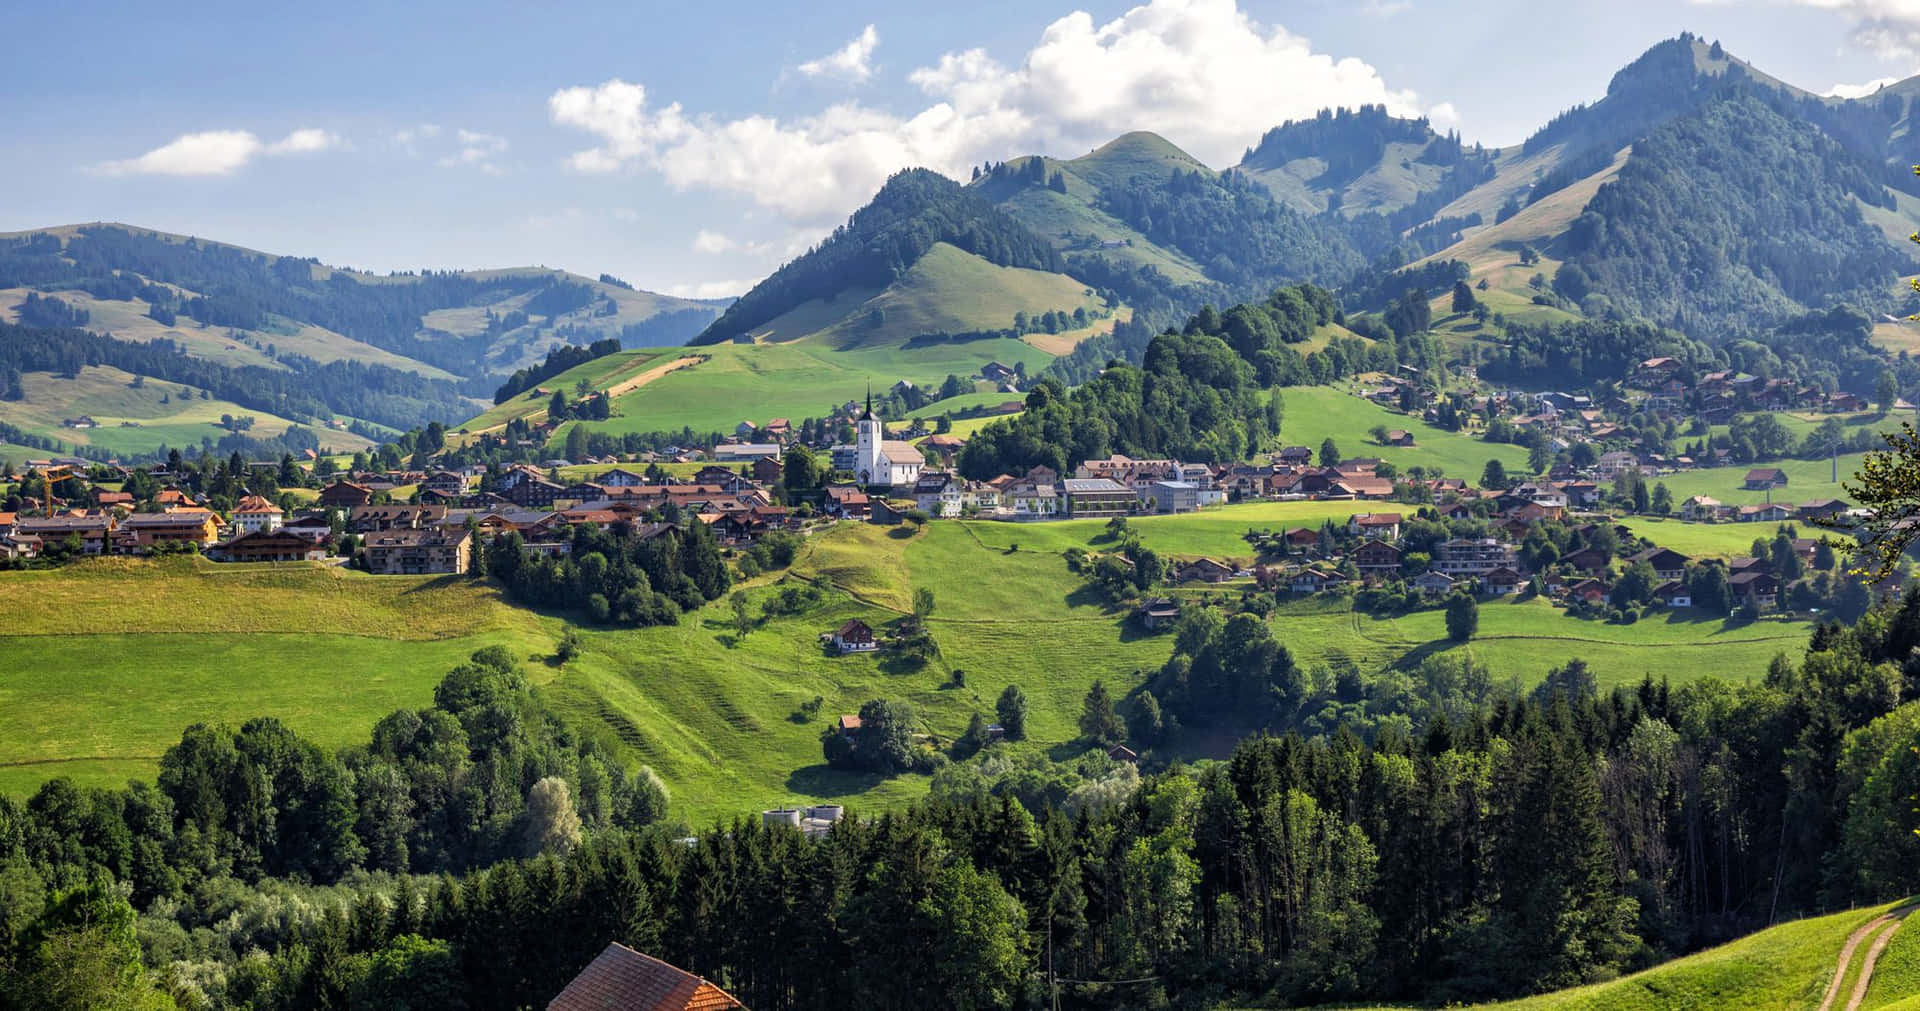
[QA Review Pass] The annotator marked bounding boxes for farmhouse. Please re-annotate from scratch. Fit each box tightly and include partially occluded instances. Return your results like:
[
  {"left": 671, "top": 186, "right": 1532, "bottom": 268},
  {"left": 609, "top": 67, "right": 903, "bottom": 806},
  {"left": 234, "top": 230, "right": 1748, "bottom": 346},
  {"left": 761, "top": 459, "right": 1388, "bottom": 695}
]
[
  {"left": 1137, "top": 597, "right": 1181, "bottom": 630},
  {"left": 829, "top": 619, "right": 878, "bottom": 654},
  {"left": 361, "top": 527, "right": 473, "bottom": 575},
  {"left": 1743, "top": 468, "right": 1789, "bottom": 490},
  {"left": 1350, "top": 512, "right": 1403, "bottom": 540},
  {"left": 1483, "top": 567, "right": 1524, "bottom": 596},
  {"left": 547, "top": 942, "right": 743, "bottom": 1011},
  {"left": 1629, "top": 547, "right": 1690, "bottom": 582},
  {"left": 1354, "top": 539, "right": 1403, "bottom": 578},
  {"left": 1730, "top": 571, "right": 1779, "bottom": 609},
  {"left": 1681, "top": 495, "right": 1724, "bottom": 521},
  {"left": 1414, "top": 570, "right": 1455, "bottom": 596},
  {"left": 1175, "top": 557, "right": 1235, "bottom": 583},
  {"left": 212, "top": 529, "right": 327, "bottom": 563}
]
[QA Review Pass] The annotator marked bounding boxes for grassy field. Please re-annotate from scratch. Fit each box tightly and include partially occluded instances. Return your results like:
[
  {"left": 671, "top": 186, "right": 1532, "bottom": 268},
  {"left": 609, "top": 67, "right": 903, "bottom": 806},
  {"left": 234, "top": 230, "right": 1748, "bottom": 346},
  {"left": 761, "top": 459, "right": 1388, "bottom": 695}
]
[
  {"left": 1656, "top": 454, "right": 1868, "bottom": 507},
  {"left": 0, "top": 365, "right": 375, "bottom": 457},
  {"left": 1278, "top": 386, "right": 1533, "bottom": 478},
  {"left": 0, "top": 557, "right": 558, "bottom": 796},
  {"left": 1616, "top": 517, "right": 1822, "bottom": 559},
  {"left": 453, "top": 350, "right": 665, "bottom": 435},
  {"left": 0, "top": 513, "right": 1819, "bottom": 822},
  {"left": 1325, "top": 899, "right": 1914, "bottom": 1010}
]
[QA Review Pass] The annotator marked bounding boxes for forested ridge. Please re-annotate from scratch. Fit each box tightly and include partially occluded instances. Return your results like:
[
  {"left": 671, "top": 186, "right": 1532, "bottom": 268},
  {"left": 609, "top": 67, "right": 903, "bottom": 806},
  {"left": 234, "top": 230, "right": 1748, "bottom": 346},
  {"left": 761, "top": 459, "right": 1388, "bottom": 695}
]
[{"left": 689, "top": 169, "right": 1067, "bottom": 345}]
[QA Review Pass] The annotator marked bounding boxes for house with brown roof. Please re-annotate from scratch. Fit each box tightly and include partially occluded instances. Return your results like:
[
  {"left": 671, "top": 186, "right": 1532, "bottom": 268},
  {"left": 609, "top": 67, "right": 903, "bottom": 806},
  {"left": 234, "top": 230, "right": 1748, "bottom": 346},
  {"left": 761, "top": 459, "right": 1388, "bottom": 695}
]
[
  {"left": 1353, "top": 539, "right": 1403, "bottom": 578},
  {"left": 232, "top": 494, "right": 283, "bottom": 534},
  {"left": 829, "top": 619, "right": 877, "bottom": 654},
  {"left": 1744, "top": 467, "right": 1789, "bottom": 490},
  {"left": 318, "top": 480, "right": 374, "bottom": 509},
  {"left": 212, "top": 529, "right": 327, "bottom": 563},
  {"left": 15, "top": 515, "right": 113, "bottom": 555},
  {"left": 547, "top": 942, "right": 743, "bottom": 1011},
  {"left": 117, "top": 510, "right": 220, "bottom": 552},
  {"left": 1136, "top": 597, "right": 1180, "bottom": 630},
  {"left": 1629, "top": 547, "right": 1689, "bottom": 582},
  {"left": 1350, "top": 512, "right": 1403, "bottom": 540},
  {"left": 348, "top": 503, "right": 447, "bottom": 534}
]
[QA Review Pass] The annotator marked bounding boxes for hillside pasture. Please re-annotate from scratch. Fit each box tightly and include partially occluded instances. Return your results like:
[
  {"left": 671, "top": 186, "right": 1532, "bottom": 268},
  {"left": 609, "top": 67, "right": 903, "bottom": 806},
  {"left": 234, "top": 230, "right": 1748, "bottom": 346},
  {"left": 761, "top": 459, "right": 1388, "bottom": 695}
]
[{"left": 1277, "top": 386, "right": 1533, "bottom": 478}]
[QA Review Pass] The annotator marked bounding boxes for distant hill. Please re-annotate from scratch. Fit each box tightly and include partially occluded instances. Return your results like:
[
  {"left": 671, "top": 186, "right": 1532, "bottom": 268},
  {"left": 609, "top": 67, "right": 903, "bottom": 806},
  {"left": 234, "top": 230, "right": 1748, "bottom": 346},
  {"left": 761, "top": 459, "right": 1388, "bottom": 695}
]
[{"left": 0, "top": 224, "right": 727, "bottom": 453}]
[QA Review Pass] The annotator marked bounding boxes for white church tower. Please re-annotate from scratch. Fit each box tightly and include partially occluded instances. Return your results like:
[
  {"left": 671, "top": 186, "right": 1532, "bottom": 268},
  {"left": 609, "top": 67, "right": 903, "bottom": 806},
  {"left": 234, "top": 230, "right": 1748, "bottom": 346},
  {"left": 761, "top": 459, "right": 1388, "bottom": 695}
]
[{"left": 855, "top": 387, "right": 884, "bottom": 487}]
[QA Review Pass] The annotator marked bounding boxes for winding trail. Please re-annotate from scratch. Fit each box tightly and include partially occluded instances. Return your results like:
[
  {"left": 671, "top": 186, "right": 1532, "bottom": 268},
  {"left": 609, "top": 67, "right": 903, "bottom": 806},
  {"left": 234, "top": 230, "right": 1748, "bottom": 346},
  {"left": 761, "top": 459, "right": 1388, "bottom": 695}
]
[{"left": 1820, "top": 904, "right": 1915, "bottom": 1011}]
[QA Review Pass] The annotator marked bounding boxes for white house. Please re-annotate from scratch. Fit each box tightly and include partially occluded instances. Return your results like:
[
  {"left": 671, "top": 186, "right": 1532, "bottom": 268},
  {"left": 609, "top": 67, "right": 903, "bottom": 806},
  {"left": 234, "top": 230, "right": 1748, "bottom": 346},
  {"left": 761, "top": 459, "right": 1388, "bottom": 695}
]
[{"left": 232, "top": 495, "right": 284, "bottom": 534}]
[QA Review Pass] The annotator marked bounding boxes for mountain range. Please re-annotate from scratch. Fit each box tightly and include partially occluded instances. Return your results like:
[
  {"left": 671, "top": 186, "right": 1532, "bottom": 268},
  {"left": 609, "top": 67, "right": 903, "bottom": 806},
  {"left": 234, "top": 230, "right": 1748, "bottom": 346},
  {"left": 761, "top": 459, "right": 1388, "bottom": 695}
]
[{"left": 6, "top": 32, "right": 1920, "bottom": 459}]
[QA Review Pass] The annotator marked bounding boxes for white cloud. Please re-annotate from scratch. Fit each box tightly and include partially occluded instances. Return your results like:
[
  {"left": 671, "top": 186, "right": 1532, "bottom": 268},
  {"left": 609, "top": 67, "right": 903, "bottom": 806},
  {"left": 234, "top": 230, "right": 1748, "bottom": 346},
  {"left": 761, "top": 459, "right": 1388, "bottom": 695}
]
[
  {"left": 440, "top": 129, "right": 510, "bottom": 173},
  {"left": 549, "top": 0, "right": 1433, "bottom": 227},
  {"left": 1825, "top": 74, "right": 1906, "bottom": 97},
  {"left": 266, "top": 128, "right": 341, "bottom": 154},
  {"left": 665, "top": 278, "right": 753, "bottom": 299},
  {"left": 797, "top": 24, "right": 880, "bottom": 82},
  {"left": 98, "top": 127, "right": 341, "bottom": 176},
  {"left": 691, "top": 229, "right": 737, "bottom": 254},
  {"left": 1704, "top": 0, "right": 1920, "bottom": 59}
]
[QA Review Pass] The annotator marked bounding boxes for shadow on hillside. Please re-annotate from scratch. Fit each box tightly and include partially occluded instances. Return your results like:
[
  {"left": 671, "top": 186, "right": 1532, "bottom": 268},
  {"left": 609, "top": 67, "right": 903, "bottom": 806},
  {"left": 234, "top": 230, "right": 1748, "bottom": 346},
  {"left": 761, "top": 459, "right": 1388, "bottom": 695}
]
[
  {"left": 1389, "top": 638, "right": 1459, "bottom": 672},
  {"left": 784, "top": 764, "right": 903, "bottom": 798}
]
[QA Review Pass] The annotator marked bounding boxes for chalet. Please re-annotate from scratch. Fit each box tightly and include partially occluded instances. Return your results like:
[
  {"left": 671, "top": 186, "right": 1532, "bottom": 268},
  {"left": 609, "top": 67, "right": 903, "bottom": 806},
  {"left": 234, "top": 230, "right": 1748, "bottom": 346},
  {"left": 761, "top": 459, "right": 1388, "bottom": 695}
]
[
  {"left": 1563, "top": 547, "right": 1612, "bottom": 574},
  {"left": 981, "top": 361, "right": 1016, "bottom": 383},
  {"left": 1107, "top": 744, "right": 1139, "bottom": 764},
  {"left": 1633, "top": 356, "right": 1681, "bottom": 384},
  {"left": 1382, "top": 429, "right": 1415, "bottom": 447},
  {"left": 1681, "top": 496, "right": 1725, "bottom": 522},
  {"left": 117, "top": 510, "right": 220, "bottom": 552},
  {"left": 1175, "top": 557, "right": 1235, "bottom": 583},
  {"left": 1483, "top": 567, "right": 1524, "bottom": 596},
  {"left": 1595, "top": 451, "right": 1641, "bottom": 480},
  {"left": 751, "top": 455, "right": 784, "bottom": 485},
  {"left": 1730, "top": 571, "right": 1779, "bottom": 609},
  {"left": 232, "top": 494, "right": 283, "bottom": 534},
  {"left": 504, "top": 477, "right": 563, "bottom": 509},
  {"left": 1828, "top": 392, "right": 1867, "bottom": 412},
  {"left": 1354, "top": 539, "right": 1403, "bottom": 578},
  {"left": 705, "top": 512, "right": 768, "bottom": 546},
  {"left": 317, "top": 480, "right": 374, "bottom": 509},
  {"left": 733, "top": 420, "right": 758, "bottom": 439},
  {"left": 350, "top": 504, "right": 446, "bottom": 533},
  {"left": 1329, "top": 476, "right": 1395, "bottom": 499},
  {"left": 1737, "top": 503, "right": 1794, "bottom": 523},
  {"left": 596, "top": 467, "right": 648, "bottom": 487},
  {"left": 1062, "top": 478, "right": 1134, "bottom": 519},
  {"left": 1282, "top": 527, "right": 1321, "bottom": 553},
  {"left": 93, "top": 490, "right": 134, "bottom": 509},
  {"left": 421, "top": 471, "right": 468, "bottom": 497},
  {"left": 829, "top": 619, "right": 878, "bottom": 654},
  {"left": 765, "top": 417, "right": 792, "bottom": 440},
  {"left": 1729, "top": 556, "right": 1767, "bottom": 576},
  {"left": 1350, "top": 512, "right": 1403, "bottom": 540},
  {"left": 1277, "top": 446, "right": 1314, "bottom": 466},
  {"left": 1798, "top": 498, "right": 1850, "bottom": 522},
  {"left": 1414, "top": 570, "right": 1456, "bottom": 596},
  {"left": 1565, "top": 578, "right": 1608, "bottom": 603},
  {"left": 1291, "top": 567, "right": 1346, "bottom": 594},
  {"left": 361, "top": 527, "right": 472, "bottom": 575},
  {"left": 914, "top": 471, "right": 961, "bottom": 516},
  {"left": 824, "top": 485, "right": 871, "bottom": 520},
  {"left": 1629, "top": 547, "right": 1690, "bottom": 582},
  {"left": 1654, "top": 581, "right": 1693, "bottom": 608},
  {"left": 1744, "top": 468, "right": 1789, "bottom": 490},
  {"left": 547, "top": 942, "right": 743, "bottom": 1011},
  {"left": 1560, "top": 481, "right": 1601, "bottom": 508},
  {"left": 212, "top": 529, "right": 326, "bottom": 563},
  {"left": 1137, "top": 597, "right": 1181, "bottom": 630}
]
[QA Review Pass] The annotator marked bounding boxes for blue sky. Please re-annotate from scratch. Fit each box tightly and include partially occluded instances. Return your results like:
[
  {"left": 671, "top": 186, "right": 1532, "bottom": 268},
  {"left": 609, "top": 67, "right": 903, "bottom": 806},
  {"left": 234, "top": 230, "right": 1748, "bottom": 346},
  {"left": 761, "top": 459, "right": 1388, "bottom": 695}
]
[{"left": 4, "top": 0, "right": 1913, "bottom": 298}]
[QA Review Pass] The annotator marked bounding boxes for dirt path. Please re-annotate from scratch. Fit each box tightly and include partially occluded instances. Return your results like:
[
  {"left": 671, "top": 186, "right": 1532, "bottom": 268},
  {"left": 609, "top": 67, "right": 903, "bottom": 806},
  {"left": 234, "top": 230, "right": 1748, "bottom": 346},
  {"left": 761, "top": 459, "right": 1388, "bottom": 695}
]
[
  {"left": 600, "top": 354, "right": 707, "bottom": 399},
  {"left": 1821, "top": 904, "right": 1915, "bottom": 1011}
]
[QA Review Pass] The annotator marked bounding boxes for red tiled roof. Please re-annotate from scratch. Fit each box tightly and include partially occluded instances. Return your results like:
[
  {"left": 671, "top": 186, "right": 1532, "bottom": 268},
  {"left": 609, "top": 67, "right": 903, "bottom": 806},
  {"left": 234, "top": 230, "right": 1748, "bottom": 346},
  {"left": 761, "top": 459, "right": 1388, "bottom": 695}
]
[{"left": 548, "top": 943, "right": 742, "bottom": 1011}]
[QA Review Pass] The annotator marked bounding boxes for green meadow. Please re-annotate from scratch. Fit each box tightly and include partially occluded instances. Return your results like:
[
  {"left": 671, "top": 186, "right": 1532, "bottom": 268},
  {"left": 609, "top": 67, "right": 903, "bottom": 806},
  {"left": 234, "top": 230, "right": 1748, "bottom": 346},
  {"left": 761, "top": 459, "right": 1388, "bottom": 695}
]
[
  {"left": 1276, "top": 386, "right": 1534, "bottom": 478},
  {"left": 0, "top": 520, "right": 1815, "bottom": 823}
]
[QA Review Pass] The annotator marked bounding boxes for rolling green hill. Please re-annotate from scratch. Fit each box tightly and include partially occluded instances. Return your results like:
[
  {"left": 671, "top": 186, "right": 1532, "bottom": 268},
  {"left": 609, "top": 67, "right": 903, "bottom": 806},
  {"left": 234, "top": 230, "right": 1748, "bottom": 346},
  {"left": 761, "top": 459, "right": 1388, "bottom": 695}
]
[
  {"left": 1, "top": 519, "right": 1816, "bottom": 823},
  {"left": 0, "top": 364, "right": 375, "bottom": 457}
]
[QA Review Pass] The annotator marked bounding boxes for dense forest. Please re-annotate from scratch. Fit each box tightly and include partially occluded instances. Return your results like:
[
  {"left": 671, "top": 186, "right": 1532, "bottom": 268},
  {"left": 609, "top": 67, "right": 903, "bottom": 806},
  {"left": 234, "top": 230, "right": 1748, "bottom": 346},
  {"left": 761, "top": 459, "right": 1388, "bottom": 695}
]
[
  {"left": 6, "top": 596, "right": 1920, "bottom": 1008},
  {"left": 690, "top": 169, "right": 1067, "bottom": 345},
  {"left": 1559, "top": 90, "right": 1908, "bottom": 336},
  {"left": 482, "top": 519, "right": 732, "bottom": 627},
  {"left": 1098, "top": 168, "right": 1366, "bottom": 290}
]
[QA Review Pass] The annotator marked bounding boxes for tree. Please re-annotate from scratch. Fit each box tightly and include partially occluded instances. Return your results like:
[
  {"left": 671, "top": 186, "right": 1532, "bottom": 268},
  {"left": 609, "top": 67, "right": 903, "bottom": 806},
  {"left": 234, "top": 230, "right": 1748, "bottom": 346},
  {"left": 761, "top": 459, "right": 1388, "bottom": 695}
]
[
  {"left": 996, "top": 685, "right": 1029, "bottom": 741},
  {"left": 1480, "top": 458, "right": 1510, "bottom": 490},
  {"left": 730, "top": 591, "right": 754, "bottom": 640},
  {"left": 1452, "top": 280, "right": 1477, "bottom": 314},
  {"left": 1632, "top": 479, "right": 1651, "bottom": 514},
  {"left": 783, "top": 444, "right": 824, "bottom": 494},
  {"left": 1079, "top": 680, "right": 1125, "bottom": 746},
  {"left": 1320, "top": 438, "right": 1342, "bottom": 467},
  {"left": 912, "top": 587, "right": 937, "bottom": 627},
  {"left": 1877, "top": 370, "right": 1899, "bottom": 414},
  {"left": 919, "top": 863, "right": 1030, "bottom": 1008},
  {"left": 1446, "top": 593, "right": 1479, "bottom": 642},
  {"left": 1688, "top": 563, "right": 1734, "bottom": 615},
  {"left": 1651, "top": 482, "right": 1672, "bottom": 515},
  {"left": 1369, "top": 424, "right": 1390, "bottom": 445},
  {"left": 522, "top": 777, "right": 582, "bottom": 856},
  {"left": 1529, "top": 440, "right": 1553, "bottom": 475},
  {"left": 1838, "top": 421, "right": 1920, "bottom": 577}
]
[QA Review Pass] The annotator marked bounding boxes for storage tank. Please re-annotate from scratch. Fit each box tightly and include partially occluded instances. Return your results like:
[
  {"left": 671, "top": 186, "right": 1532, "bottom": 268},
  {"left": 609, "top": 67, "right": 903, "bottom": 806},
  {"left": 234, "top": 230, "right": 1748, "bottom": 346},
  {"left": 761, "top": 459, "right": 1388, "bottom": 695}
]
[
  {"left": 762, "top": 808, "right": 802, "bottom": 829},
  {"left": 808, "top": 804, "right": 845, "bottom": 823}
]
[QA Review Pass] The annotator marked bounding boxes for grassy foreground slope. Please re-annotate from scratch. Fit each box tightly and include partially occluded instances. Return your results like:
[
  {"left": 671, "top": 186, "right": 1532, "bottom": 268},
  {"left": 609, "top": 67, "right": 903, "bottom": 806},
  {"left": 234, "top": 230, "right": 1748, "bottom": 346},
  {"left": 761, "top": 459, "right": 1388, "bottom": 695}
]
[
  {"left": 0, "top": 558, "right": 559, "bottom": 796},
  {"left": 1321, "top": 899, "right": 1917, "bottom": 1010}
]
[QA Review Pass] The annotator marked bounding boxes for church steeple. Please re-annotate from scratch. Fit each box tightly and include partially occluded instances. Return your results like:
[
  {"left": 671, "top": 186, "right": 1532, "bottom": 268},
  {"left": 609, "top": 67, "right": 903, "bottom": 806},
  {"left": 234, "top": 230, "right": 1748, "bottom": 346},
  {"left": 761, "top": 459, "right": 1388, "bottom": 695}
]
[{"left": 860, "top": 384, "right": 875, "bottom": 422}]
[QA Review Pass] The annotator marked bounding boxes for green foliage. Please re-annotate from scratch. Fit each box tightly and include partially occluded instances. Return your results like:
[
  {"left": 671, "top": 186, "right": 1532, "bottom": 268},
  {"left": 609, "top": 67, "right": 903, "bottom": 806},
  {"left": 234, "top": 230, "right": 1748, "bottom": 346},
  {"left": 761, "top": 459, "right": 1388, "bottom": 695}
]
[
  {"left": 1078, "top": 680, "right": 1125, "bottom": 746},
  {"left": 1446, "top": 593, "right": 1480, "bottom": 641}
]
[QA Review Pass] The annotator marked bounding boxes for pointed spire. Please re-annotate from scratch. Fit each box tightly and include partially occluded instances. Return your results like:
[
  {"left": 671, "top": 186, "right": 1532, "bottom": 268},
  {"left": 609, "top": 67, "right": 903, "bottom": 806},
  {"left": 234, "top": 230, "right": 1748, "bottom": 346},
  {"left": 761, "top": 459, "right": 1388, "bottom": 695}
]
[{"left": 860, "top": 383, "right": 876, "bottom": 422}]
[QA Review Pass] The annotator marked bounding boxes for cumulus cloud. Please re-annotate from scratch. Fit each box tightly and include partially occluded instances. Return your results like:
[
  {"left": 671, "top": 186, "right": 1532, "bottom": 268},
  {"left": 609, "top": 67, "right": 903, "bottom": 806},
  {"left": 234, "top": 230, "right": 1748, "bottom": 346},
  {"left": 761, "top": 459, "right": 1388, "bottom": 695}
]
[
  {"left": 549, "top": 0, "right": 1433, "bottom": 226},
  {"left": 1703, "top": 0, "right": 1920, "bottom": 59},
  {"left": 98, "top": 127, "right": 341, "bottom": 176},
  {"left": 441, "top": 129, "right": 510, "bottom": 173},
  {"left": 691, "top": 229, "right": 736, "bottom": 254},
  {"left": 797, "top": 24, "right": 880, "bottom": 82}
]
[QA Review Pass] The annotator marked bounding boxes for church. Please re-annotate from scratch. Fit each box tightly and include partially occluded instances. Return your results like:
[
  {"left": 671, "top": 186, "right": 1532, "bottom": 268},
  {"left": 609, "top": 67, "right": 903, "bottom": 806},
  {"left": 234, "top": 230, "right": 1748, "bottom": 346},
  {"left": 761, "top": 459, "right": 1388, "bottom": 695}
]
[{"left": 853, "top": 392, "right": 924, "bottom": 491}]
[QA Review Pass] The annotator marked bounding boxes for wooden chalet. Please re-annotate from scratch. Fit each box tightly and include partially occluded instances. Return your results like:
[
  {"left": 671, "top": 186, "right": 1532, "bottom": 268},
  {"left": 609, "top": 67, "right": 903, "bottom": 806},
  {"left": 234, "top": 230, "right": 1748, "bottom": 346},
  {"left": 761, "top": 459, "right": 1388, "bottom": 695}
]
[{"left": 548, "top": 943, "right": 743, "bottom": 1011}]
